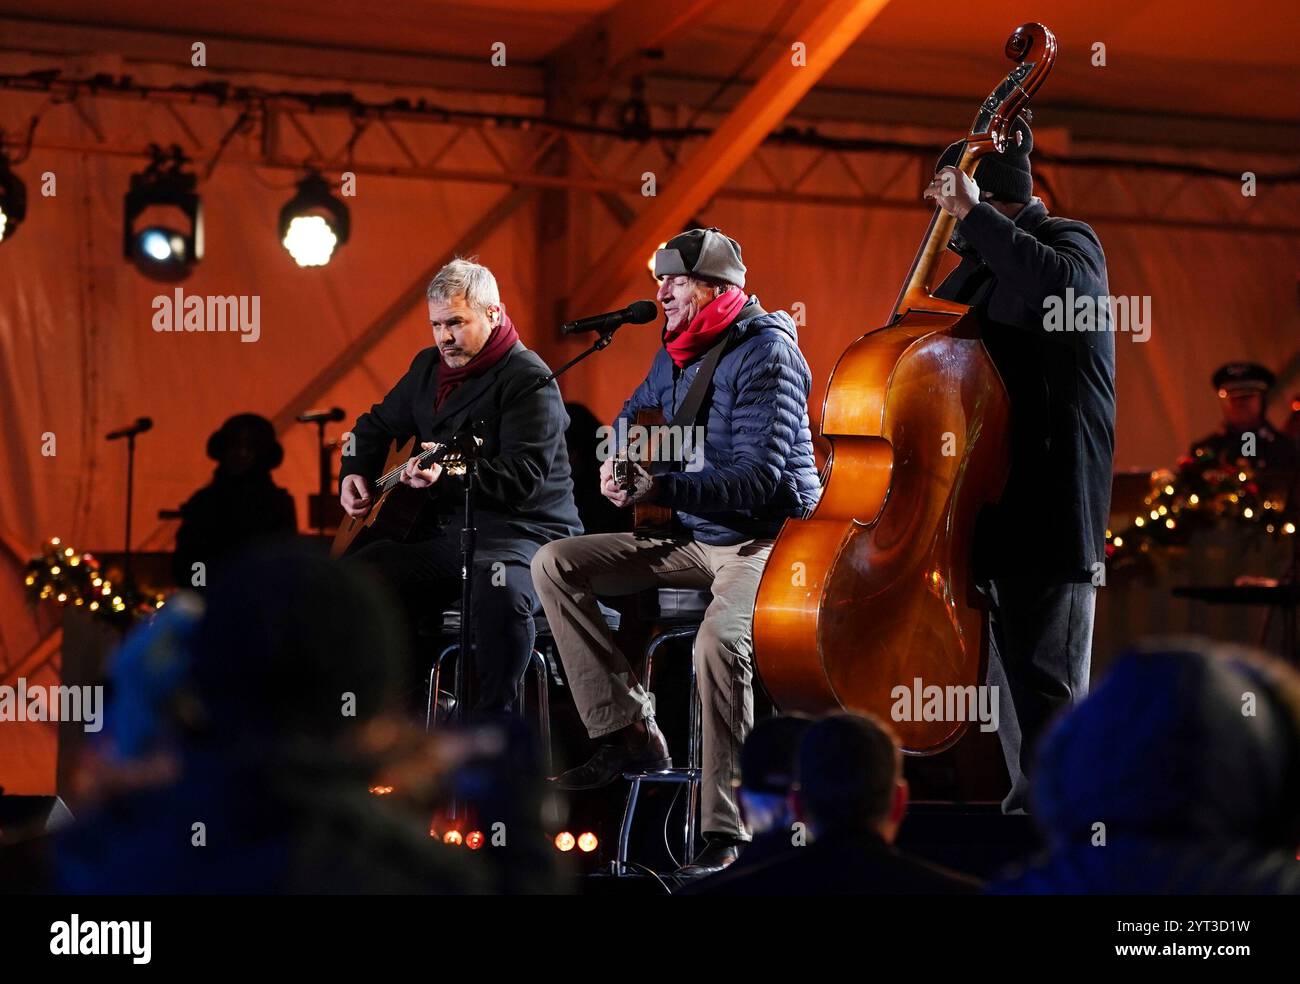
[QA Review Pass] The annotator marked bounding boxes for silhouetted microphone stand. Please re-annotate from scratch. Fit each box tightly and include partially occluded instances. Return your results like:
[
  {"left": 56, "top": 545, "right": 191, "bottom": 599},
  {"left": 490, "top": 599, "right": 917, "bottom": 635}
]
[
  {"left": 440, "top": 302, "right": 654, "bottom": 821},
  {"left": 106, "top": 416, "right": 153, "bottom": 593},
  {"left": 297, "top": 407, "right": 347, "bottom": 536}
]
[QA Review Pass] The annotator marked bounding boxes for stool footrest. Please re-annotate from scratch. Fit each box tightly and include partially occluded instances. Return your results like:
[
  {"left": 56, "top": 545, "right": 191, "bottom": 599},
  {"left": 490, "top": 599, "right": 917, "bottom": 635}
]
[{"left": 620, "top": 769, "right": 700, "bottom": 783}]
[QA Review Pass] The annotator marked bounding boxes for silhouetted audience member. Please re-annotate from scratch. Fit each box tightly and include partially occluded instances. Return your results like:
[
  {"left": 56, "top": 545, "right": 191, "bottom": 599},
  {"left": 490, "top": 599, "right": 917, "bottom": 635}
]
[
  {"left": 58, "top": 546, "right": 556, "bottom": 893},
  {"left": 735, "top": 714, "right": 814, "bottom": 865},
  {"left": 172, "top": 413, "right": 297, "bottom": 590},
  {"left": 994, "top": 638, "right": 1300, "bottom": 894},
  {"left": 690, "top": 713, "right": 980, "bottom": 895}
]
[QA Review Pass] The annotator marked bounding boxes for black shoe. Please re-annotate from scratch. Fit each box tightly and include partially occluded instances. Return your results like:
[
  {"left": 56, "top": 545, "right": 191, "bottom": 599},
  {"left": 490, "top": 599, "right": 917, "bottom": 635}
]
[
  {"left": 552, "top": 719, "right": 670, "bottom": 789},
  {"left": 674, "top": 837, "right": 742, "bottom": 881}
]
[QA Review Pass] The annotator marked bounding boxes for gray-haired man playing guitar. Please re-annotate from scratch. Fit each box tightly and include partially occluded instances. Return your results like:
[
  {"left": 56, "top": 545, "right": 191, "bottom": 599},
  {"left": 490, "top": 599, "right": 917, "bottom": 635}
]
[{"left": 339, "top": 258, "right": 580, "bottom": 715}]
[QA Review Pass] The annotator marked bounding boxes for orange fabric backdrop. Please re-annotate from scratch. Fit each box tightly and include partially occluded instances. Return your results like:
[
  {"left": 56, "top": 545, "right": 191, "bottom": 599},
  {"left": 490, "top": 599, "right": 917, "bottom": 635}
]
[{"left": 3, "top": 62, "right": 1299, "bottom": 792}]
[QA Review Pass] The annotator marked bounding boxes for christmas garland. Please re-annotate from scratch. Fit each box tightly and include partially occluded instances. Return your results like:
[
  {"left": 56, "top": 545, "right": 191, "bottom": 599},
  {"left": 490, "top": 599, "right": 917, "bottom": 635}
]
[
  {"left": 1105, "top": 447, "right": 1295, "bottom": 569},
  {"left": 23, "top": 538, "right": 166, "bottom": 624}
]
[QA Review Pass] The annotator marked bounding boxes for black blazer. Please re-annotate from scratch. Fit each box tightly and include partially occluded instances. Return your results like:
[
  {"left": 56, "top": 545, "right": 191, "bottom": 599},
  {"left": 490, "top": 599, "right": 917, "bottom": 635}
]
[{"left": 339, "top": 342, "right": 582, "bottom": 563}]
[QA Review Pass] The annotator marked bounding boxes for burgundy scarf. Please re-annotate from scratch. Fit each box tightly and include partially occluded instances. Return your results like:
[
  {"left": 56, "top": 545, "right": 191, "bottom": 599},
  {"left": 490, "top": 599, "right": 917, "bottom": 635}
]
[
  {"left": 664, "top": 286, "right": 747, "bottom": 368},
  {"left": 435, "top": 312, "right": 520, "bottom": 410}
]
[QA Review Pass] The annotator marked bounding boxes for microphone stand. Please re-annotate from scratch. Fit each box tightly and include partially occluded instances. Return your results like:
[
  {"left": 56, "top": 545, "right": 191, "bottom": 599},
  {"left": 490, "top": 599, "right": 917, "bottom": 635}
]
[
  {"left": 124, "top": 430, "right": 137, "bottom": 592},
  {"left": 108, "top": 419, "right": 151, "bottom": 602},
  {"left": 312, "top": 417, "right": 331, "bottom": 538},
  {"left": 448, "top": 324, "right": 626, "bottom": 728},
  {"left": 442, "top": 323, "right": 628, "bottom": 824}
]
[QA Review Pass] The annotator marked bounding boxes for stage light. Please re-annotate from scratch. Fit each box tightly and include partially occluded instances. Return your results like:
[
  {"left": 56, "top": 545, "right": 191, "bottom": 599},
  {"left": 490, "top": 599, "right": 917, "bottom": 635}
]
[
  {"left": 466, "top": 831, "right": 485, "bottom": 850},
  {"left": 577, "top": 832, "right": 598, "bottom": 853},
  {"left": 279, "top": 172, "right": 349, "bottom": 267},
  {"left": 0, "top": 154, "right": 27, "bottom": 244},
  {"left": 647, "top": 240, "right": 667, "bottom": 279},
  {"left": 554, "top": 831, "right": 576, "bottom": 852},
  {"left": 123, "top": 145, "right": 203, "bottom": 282},
  {"left": 443, "top": 830, "right": 463, "bottom": 846}
]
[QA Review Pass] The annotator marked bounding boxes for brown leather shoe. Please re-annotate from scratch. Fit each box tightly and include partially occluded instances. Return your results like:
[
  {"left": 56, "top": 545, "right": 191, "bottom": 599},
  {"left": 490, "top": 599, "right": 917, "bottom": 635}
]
[{"left": 552, "top": 717, "right": 670, "bottom": 789}]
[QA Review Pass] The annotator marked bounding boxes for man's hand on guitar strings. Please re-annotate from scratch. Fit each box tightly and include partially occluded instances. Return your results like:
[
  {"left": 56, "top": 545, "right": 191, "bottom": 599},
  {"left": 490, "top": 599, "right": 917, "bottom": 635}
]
[
  {"left": 340, "top": 474, "right": 373, "bottom": 518},
  {"left": 400, "top": 442, "right": 444, "bottom": 489},
  {"left": 599, "top": 457, "right": 624, "bottom": 504},
  {"left": 604, "top": 461, "right": 656, "bottom": 509}
]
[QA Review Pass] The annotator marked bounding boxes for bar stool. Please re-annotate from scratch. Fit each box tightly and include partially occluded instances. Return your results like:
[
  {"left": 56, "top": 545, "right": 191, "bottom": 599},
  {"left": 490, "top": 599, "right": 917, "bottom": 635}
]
[
  {"left": 614, "top": 587, "right": 712, "bottom": 876},
  {"left": 427, "top": 602, "right": 622, "bottom": 778}
]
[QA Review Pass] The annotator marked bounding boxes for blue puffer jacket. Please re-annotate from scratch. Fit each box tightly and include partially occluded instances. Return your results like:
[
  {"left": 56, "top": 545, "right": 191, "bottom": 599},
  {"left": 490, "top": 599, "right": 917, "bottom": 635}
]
[{"left": 615, "top": 296, "right": 821, "bottom": 545}]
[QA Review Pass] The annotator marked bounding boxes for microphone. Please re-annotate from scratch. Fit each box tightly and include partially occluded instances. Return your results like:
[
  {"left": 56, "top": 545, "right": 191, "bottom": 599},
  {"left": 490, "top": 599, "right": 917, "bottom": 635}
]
[
  {"left": 297, "top": 407, "right": 346, "bottom": 424},
  {"left": 106, "top": 417, "right": 153, "bottom": 441},
  {"left": 561, "top": 300, "right": 658, "bottom": 335}
]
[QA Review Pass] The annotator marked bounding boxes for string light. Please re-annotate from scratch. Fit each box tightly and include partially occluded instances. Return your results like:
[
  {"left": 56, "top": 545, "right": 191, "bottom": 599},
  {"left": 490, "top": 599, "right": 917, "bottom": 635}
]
[
  {"left": 23, "top": 536, "right": 167, "bottom": 622},
  {"left": 1106, "top": 456, "right": 1292, "bottom": 568}
]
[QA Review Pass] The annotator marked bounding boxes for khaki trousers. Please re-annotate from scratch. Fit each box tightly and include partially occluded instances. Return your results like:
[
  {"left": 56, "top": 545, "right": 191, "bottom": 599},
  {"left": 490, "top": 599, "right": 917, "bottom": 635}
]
[{"left": 531, "top": 533, "right": 773, "bottom": 840}]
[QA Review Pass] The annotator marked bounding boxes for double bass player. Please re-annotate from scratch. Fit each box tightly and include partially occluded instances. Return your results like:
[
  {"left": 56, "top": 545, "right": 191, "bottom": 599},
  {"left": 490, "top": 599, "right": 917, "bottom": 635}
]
[{"left": 924, "top": 118, "right": 1116, "bottom": 813}]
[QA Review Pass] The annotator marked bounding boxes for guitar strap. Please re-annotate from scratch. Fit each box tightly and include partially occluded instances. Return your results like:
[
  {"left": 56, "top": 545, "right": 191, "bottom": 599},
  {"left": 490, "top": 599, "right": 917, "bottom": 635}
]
[{"left": 668, "top": 327, "right": 732, "bottom": 431}]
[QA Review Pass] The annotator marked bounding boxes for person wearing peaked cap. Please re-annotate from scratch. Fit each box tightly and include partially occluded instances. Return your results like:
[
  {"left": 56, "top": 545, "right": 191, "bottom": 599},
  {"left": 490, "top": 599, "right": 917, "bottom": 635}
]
[
  {"left": 1185, "top": 361, "right": 1297, "bottom": 477},
  {"left": 532, "top": 226, "right": 821, "bottom": 880},
  {"left": 1214, "top": 360, "right": 1275, "bottom": 395},
  {"left": 924, "top": 115, "right": 1116, "bottom": 817}
]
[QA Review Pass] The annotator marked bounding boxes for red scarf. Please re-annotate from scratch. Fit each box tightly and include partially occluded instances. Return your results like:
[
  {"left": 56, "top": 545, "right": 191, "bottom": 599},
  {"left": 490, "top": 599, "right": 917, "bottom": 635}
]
[
  {"left": 435, "top": 311, "right": 520, "bottom": 410},
  {"left": 664, "top": 286, "right": 747, "bottom": 368}
]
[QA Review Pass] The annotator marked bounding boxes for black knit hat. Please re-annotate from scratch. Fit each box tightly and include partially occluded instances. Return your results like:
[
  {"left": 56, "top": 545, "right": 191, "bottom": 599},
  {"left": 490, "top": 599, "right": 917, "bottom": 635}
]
[{"left": 936, "top": 117, "right": 1034, "bottom": 204}]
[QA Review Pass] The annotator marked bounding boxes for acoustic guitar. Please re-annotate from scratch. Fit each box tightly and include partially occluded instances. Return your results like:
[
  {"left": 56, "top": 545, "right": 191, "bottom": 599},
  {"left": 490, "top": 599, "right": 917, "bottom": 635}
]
[
  {"left": 612, "top": 407, "right": 674, "bottom": 538},
  {"left": 331, "top": 435, "right": 479, "bottom": 558}
]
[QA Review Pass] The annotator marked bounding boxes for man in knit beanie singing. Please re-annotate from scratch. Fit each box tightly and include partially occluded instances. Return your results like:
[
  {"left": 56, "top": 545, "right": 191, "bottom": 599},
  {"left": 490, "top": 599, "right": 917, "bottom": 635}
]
[
  {"left": 532, "top": 228, "right": 820, "bottom": 879},
  {"left": 924, "top": 117, "right": 1116, "bottom": 814}
]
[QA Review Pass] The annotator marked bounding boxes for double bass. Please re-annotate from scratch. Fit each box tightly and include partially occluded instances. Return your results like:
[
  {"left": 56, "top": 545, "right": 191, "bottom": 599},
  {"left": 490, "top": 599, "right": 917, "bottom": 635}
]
[{"left": 753, "top": 23, "right": 1057, "bottom": 754}]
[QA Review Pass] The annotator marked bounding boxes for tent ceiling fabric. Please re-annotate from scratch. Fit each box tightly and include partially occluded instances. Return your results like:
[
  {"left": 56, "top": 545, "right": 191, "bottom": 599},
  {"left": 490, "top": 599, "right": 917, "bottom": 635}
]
[{"left": 3, "top": 0, "right": 1297, "bottom": 121}]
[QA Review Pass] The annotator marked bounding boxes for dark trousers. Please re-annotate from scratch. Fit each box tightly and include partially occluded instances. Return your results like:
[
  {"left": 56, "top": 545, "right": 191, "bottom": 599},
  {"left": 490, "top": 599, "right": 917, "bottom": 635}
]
[
  {"left": 348, "top": 534, "right": 540, "bottom": 714},
  {"left": 984, "top": 577, "right": 1096, "bottom": 813}
]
